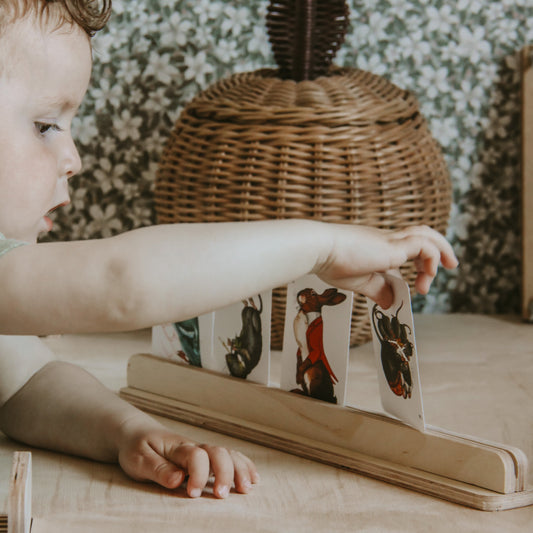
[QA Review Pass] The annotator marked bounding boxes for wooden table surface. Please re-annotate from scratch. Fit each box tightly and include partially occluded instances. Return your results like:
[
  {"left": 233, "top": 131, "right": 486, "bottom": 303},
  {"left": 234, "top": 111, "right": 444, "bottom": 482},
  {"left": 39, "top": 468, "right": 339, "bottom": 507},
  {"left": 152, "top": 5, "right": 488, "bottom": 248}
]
[{"left": 2, "top": 314, "right": 533, "bottom": 532}]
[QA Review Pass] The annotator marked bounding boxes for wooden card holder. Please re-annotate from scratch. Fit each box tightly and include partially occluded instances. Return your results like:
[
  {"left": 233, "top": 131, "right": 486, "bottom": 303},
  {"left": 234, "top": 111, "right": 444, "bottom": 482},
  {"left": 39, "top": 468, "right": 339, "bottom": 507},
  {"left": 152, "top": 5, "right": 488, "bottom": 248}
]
[
  {"left": 1, "top": 452, "right": 32, "bottom": 533},
  {"left": 120, "top": 353, "right": 533, "bottom": 512}
]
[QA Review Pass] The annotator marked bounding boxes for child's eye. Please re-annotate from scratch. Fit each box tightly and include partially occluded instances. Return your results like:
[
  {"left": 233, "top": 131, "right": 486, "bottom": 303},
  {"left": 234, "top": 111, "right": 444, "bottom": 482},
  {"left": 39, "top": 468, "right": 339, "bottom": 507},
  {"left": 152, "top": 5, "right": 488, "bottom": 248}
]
[{"left": 34, "top": 122, "right": 62, "bottom": 136}]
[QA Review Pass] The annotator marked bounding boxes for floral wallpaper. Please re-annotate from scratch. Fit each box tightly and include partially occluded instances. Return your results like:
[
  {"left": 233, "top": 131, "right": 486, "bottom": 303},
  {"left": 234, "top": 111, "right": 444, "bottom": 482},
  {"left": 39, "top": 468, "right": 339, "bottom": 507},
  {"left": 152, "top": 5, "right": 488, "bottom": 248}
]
[{"left": 44, "top": 0, "right": 533, "bottom": 315}]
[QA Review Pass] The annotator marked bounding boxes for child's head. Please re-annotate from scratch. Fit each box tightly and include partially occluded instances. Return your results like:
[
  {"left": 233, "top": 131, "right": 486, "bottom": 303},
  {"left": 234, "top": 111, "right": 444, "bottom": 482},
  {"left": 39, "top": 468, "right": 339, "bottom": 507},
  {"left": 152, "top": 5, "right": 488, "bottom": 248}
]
[
  {"left": 0, "top": 0, "right": 111, "bottom": 39},
  {"left": 0, "top": 0, "right": 111, "bottom": 243}
]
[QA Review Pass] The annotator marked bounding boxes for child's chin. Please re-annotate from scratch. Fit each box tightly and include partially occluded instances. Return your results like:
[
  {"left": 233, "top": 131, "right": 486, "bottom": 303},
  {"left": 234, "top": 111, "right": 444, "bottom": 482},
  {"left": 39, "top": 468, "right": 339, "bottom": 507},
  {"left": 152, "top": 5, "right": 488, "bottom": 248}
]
[
  {"left": 1, "top": 229, "right": 34, "bottom": 243},
  {"left": 36, "top": 220, "right": 52, "bottom": 240}
]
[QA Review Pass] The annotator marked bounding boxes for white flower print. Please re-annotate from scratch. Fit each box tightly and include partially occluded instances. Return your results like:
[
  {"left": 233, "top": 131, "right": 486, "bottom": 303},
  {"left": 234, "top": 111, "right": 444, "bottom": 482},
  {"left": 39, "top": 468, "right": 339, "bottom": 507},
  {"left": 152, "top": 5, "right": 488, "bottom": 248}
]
[
  {"left": 220, "top": 6, "right": 251, "bottom": 37},
  {"left": 113, "top": 110, "right": 143, "bottom": 142},
  {"left": 41, "top": 0, "right": 529, "bottom": 316},
  {"left": 90, "top": 78, "right": 123, "bottom": 111},
  {"left": 456, "top": 27, "right": 492, "bottom": 64},
  {"left": 143, "top": 52, "right": 181, "bottom": 85},
  {"left": 183, "top": 50, "right": 215, "bottom": 86}
]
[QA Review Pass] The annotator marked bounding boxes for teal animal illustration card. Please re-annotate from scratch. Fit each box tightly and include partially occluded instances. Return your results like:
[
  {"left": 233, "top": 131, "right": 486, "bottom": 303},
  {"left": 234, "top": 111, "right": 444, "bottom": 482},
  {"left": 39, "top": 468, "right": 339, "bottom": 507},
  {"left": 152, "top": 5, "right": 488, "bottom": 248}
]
[{"left": 151, "top": 313, "right": 214, "bottom": 368}]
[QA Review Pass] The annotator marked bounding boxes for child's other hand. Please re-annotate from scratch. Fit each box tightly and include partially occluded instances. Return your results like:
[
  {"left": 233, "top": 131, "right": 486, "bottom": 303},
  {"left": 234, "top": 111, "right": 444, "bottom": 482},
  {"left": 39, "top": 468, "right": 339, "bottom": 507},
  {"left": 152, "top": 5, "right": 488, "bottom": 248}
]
[
  {"left": 117, "top": 426, "right": 259, "bottom": 498},
  {"left": 314, "top": 224, "right": 458, "bottom": 308}
]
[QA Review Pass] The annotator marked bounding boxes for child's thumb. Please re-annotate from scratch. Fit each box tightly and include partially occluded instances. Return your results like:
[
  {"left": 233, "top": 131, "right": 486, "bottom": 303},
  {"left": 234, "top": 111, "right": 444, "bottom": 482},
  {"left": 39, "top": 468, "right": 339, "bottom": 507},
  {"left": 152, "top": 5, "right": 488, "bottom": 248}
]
[
  {"left": 122, "top": 450, "right": 186, "bottom": 489},
  {"left": 358, "top": 273, "right": 394, "bottom": 309},
  {"left": 149, "top": 458, "right": 186, "bottom": 489}
]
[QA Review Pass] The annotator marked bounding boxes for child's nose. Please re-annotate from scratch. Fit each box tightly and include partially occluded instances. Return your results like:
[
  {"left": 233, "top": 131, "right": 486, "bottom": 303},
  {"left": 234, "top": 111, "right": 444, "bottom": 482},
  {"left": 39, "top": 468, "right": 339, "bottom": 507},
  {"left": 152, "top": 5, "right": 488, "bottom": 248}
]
[{"left": 60, "top": 136, "right": 82, "bottom": 178}]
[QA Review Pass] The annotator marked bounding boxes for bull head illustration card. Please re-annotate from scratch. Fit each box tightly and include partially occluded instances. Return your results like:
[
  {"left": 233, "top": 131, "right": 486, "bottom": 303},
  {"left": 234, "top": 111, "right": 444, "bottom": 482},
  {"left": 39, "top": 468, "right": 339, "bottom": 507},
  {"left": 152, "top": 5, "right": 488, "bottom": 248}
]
[
  {"left": 151, "top": 313, "right": 214, "bottom": 368},
  {"left": 366, "top": 272, "right": 425, "bottom": 431},
  {"left": 210, "top": 291, "right": 272, "bottom": 385},
  {"left": 281, "top": 275, "right": 353, "bottom": 406}
]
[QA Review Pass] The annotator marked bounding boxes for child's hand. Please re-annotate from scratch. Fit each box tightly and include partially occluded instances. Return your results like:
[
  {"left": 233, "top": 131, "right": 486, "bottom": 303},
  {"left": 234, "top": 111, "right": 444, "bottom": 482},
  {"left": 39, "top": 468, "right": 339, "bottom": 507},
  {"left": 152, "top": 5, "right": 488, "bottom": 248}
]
[
  {"left": 117, "top": 425, "right": 259, "bottom": 498},
  {"left": 314, "top": 224, "right": 458, "bottom": 308}
]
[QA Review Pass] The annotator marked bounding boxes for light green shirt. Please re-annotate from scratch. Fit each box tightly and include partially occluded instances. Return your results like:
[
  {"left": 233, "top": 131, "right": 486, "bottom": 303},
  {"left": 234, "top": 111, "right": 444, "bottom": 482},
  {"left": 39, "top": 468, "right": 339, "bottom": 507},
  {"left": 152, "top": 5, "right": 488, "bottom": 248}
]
[{"left": 0, "top": 233, "right": 27, "bottom": 257}]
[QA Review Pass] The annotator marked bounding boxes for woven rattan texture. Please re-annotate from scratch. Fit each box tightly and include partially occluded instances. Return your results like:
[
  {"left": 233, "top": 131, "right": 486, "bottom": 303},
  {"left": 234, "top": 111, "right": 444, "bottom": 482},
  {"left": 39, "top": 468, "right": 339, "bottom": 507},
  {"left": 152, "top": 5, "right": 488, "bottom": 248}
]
[
  {"left": 266, "top": 1, "right": 350, "bottom": 81},
  {"left": 155, "top": 68, "right": 451, "bottom": 349}
]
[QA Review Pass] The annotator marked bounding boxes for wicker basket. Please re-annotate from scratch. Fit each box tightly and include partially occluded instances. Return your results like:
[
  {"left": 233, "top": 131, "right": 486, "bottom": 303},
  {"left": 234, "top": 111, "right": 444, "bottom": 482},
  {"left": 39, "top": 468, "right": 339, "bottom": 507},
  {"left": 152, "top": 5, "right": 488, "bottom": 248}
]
[{"left": 155, "top": 67, "right": 452, "bottom": 349}]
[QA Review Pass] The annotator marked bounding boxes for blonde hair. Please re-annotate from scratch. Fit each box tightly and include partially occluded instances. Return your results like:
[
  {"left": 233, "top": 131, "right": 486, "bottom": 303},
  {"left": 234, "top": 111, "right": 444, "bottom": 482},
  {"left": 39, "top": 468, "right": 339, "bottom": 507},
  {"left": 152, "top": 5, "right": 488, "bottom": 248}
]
[{"left": 0, "top": 0, "right": 112, "bottom": 37}]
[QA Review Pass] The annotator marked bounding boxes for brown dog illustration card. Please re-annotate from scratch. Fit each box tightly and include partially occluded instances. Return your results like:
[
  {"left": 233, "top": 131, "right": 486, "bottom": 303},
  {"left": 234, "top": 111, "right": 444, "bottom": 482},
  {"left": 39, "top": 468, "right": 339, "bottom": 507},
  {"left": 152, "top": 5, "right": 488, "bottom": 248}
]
[{"left": 281, "top": 275, "right": 353, "bottom": 405}]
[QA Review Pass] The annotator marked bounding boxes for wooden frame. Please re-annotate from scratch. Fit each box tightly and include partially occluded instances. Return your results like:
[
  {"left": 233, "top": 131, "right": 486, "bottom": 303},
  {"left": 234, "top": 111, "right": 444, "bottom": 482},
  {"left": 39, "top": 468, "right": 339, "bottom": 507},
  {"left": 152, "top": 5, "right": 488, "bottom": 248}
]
[
  {"left": 121, "top": 353, "right": 533, "bottom": 511},
  {"left": 522, "top": 45, "right": 533, "bottom": 320}
]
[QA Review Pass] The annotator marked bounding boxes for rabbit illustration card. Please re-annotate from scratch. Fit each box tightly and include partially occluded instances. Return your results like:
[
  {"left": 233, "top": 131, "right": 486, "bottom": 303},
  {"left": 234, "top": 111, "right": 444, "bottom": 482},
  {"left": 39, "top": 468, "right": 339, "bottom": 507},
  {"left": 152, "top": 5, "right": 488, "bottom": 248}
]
[
  {"left": 151, "top": 313, "right": 214, "bottom": 368},
  {"left": 281, "top": 275, "right": 353, "bottom": 406},
  {"left": 210, "top": 291, "right": 272, "bottom": 385},
  {"left": 366, "top": 272, "right": 425, "bottom": 431}
]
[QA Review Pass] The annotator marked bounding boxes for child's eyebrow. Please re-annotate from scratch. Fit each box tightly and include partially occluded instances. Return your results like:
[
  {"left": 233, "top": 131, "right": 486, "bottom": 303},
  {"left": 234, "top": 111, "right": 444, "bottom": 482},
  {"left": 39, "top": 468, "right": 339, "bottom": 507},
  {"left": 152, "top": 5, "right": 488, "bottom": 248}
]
[{"left": 38, "top": 95, "right": 81, "bottom": 112}]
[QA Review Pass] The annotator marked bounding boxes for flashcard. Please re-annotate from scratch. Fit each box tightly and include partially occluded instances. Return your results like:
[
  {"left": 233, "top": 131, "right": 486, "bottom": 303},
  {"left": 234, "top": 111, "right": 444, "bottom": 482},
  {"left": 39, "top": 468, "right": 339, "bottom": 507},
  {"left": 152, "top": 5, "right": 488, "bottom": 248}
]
[
  {"left": 366, "top": 272, "right": 425, "bottom": 431},
  {"left": 210, "top": 291, "right": 272, "bottom": 384},
  {"left": 151, "top": 313, "right": 214, "bottom": 367},
  {"left": 281, "top": 275, "right": 353, "bottom": 405}
]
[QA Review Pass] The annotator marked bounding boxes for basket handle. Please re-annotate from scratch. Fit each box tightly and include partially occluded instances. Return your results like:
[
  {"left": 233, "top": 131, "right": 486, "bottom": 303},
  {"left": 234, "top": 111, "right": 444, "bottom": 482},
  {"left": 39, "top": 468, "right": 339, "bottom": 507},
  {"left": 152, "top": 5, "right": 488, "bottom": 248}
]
[{"left": 266, "top": 0, "right": 350, "bottom": 81}]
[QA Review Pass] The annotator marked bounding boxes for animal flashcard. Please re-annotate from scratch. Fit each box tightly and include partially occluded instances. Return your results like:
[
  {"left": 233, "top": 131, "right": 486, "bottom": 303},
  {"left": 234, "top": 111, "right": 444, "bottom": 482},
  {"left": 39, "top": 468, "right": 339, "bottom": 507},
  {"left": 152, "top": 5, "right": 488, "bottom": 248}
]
[
  {"left": 211, "top": 291, "right": 272, "bottom": 385},
  {"left": 281, "top": 275, "right": 353, "bottom": 405},
  {"left": 151, "top": 313, "right": 214, "bottom": 367},
  {"left": 366, "top": 272, "right": 425, "bottom": 431}
]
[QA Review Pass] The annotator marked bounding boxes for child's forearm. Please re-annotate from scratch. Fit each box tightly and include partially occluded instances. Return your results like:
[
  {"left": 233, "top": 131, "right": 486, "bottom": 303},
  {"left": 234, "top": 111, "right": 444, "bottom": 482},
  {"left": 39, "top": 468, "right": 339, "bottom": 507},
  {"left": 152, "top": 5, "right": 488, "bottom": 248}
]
[
  {"left": 0, "top": 360, "right": 161, "bottom": 462},
  {"left": 0, "top": 220, "right": 327, "bottom": 335},
  {"left": 110, "top": 219, "right": 326, "bottom": 327},
  {"left": 0, "top": 220, "right": 457, "bottom": 336},
  {"left": 0, "top": 356, "right": 259, "bottom": 497}
]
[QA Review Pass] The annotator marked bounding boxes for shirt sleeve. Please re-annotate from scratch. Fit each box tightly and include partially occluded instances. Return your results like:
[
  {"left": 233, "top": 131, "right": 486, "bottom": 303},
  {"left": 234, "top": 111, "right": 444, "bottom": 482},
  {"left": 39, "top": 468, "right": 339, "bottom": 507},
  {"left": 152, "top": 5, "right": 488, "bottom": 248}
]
[{"left": 0, "top": 233, "right": 27, "bottom": 258}]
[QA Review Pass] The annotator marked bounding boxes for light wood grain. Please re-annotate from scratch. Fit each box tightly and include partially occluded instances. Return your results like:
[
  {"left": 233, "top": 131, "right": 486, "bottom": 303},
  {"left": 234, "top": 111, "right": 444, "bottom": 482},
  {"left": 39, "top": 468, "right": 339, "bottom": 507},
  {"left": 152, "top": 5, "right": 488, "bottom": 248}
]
[
  {"left": 0, "top": 317, "right": 532, "bottom": 531},
  {"left": 522, "top": 45, "right": 533, "bottom": 319},
  {"left": 121, "top": 353, "right": 530, "bottom": 509},
  {"left": 7, "top": 453, "right": 31, "bottom": 533}
]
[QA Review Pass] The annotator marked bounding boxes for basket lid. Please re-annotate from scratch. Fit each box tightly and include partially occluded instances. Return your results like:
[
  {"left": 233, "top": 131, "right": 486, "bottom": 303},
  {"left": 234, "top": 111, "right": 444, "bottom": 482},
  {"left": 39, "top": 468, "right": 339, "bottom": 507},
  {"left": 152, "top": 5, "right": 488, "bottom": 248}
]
[{"left": 184, "top": 68, "right": 420, "bottom": 127}]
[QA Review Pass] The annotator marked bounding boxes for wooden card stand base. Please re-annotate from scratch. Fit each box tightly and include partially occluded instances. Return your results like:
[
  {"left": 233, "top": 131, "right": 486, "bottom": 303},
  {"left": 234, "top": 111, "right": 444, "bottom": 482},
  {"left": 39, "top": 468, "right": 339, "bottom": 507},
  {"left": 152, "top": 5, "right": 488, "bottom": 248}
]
[
  {"left": 2, "top": 452, "right": 32, "bottom": 533},
  {"left": 120, "top": 353, "right": 533, "bottom": 512}
]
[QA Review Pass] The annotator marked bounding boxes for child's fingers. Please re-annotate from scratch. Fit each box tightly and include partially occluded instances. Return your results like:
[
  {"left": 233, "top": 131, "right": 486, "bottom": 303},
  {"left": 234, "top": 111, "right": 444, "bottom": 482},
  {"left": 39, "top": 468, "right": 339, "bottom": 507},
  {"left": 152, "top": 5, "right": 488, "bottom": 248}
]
[
  {"left": 150, "top": 442, "right": 210, "bottom": 497},
  {"left": 150, "top": 460, "right": 187, "bottom": 489},
  {"left": 354, "top": 272, "right": 394, "bottom": 309},
  {"left": 162, "top": 442, "right": 259, "bottom": 499},
  {"left": 119, "top": 431, "right": 260, "bottom": 498},
  {"left": 199, "top": 444, "right": 234, "bottom": 499},
  {"left": 414, "top": 271, "right": 433, "bottom": 295},
  {"left": 174, "top": 445, "right": 211, "bottom": 498},
  {"left": 230, "top": 450, "right": 260, "bottom": 494},
  {"left": 392, "top": 226, "right": 458, "bottom": 269},
  {"left": 123, "top": 445, "right": 187, "bottom": 489},
  {"left": 198, "top": 446, "right": 259, "bottom": 498},
  {"left": 400, "top": 236, "right": 447, "bottom": 271},
  {"left": 388, "top": 231, "right": 457, "bottom": 290},
  {"left": 361, "top": 227, "right": 457, "bottom": 303}
]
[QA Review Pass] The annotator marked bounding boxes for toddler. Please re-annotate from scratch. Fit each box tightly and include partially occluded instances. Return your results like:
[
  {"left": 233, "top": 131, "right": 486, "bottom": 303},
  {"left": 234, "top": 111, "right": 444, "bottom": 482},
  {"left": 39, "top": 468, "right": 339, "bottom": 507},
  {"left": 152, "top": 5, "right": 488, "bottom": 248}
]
[{"left": 0, "top": 0, "right": 458, "bottom": 499}]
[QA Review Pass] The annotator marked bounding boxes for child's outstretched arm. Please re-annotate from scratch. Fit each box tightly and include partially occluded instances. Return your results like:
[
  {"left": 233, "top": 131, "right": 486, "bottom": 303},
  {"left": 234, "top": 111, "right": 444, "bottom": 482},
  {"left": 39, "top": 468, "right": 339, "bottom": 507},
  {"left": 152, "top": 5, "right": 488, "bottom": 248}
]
[
  {"left": 0, "top": 220, "right": 457, "bottom": 335},
  {"left": 0, "top": 338, "right": 258, "bottom": 498}
]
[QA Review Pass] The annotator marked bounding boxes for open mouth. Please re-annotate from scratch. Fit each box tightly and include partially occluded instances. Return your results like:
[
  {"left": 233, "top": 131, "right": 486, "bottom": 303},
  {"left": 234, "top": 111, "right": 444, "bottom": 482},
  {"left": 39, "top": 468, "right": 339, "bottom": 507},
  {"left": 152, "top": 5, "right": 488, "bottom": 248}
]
[
  {"left": 43, "top": 202, "right": 70, "bottom": 232},
  {"left": 46, "top": 201, "right": 70, "bottom": 217}
]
